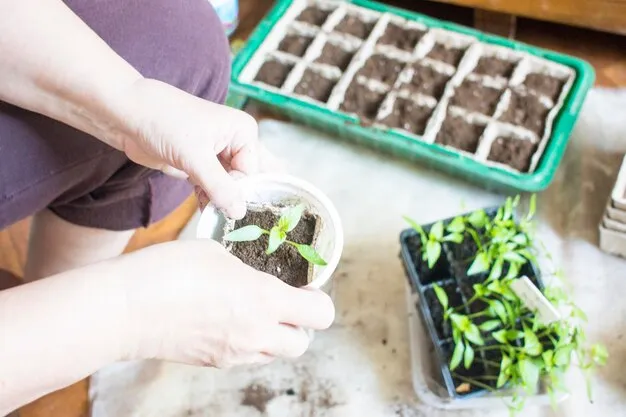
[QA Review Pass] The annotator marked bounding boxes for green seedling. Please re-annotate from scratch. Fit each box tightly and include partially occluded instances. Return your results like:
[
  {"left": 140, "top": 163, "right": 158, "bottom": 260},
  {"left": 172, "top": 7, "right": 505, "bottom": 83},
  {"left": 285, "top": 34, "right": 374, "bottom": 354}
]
[
  {"left": 403, "top": 217, "right": 464, "bottom": 268},
  {"left": 408, "top": 195, "right": 606, "bottom": 415},
  {"left": 223, "top": 204, "right": 327, "bottom": 266}
]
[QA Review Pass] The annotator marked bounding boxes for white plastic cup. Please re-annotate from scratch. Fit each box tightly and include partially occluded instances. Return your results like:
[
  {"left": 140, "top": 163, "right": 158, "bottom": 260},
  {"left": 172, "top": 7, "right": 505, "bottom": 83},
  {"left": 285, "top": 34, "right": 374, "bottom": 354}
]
[{"left": 196, "top": 173, "right": 344, "bottom": 293}]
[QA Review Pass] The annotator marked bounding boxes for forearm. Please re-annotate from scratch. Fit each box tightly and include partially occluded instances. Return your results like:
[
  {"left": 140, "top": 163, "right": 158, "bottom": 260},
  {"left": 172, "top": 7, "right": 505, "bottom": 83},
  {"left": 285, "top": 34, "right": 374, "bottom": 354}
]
[
  {"left": 0, "top": 0, "right": 142, "bottom": 149},
  {"left": 0, "top": 262, "right": 130, "bottom": 415}
]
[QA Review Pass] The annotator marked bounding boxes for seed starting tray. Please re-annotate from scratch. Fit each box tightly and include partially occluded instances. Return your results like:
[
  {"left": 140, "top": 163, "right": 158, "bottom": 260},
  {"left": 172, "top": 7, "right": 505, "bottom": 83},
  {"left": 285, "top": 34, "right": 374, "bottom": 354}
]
[
  {"left": 230, "top": 0, "right": 594, "bottom": 192},
  {"left": 398, "top": 209, "right": 545, "bottom": 399}
]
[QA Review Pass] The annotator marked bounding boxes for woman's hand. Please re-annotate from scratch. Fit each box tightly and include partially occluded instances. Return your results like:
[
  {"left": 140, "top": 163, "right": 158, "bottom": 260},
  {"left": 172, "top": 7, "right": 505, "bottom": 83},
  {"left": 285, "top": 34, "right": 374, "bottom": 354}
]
[
  {"left": 121, "top": 239, "right": 334, "bottom": 367},
  {"left": 121, "top": 79, "right": 282, "bottom": 219}
]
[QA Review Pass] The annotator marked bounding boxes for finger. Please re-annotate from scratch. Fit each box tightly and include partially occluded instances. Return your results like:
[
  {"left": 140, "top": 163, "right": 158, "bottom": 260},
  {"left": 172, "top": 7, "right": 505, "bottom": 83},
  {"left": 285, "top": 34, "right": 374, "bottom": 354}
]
[
  {"left": 186, "top": 155, "right": 246, "bottom": 219},
  {"left": 262, "top": 324, "right": 311, "bottom": 358},
  {"left": 275, "top": 286, "right": 335, "bottom": 330}
]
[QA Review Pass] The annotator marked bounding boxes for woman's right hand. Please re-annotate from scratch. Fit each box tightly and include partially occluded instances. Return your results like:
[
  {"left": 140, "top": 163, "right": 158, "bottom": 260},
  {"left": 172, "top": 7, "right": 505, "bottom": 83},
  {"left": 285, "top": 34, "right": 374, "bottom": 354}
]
[{"left": 118, "top": 239, "right": 335, "bottom": 368}]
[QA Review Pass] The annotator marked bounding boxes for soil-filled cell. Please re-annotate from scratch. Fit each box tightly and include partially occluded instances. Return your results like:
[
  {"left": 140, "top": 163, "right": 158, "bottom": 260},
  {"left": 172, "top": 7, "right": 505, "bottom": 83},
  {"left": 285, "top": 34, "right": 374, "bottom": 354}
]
[
  {"left": 400, "top": 63, "right": 451, "bottom": 99},
  {"left": 377, "top": 22, "right": 425, "bottom": 52},
  {"left": 254, "top": 59, "right": 294, "bottom": 88},
  {"left": 435, "top": 114, "right": 484, "bottom": 154},
  {"left": 499, "top": 90, "right": 550, "bottom": 136},
  {"left": 523, "top": 73, "right": 565, "bottom": 102},
  {"left": 277, "top": 34, "right": 314, "bottom": 57},
  {"left": 426, "top": 43, "right": 466, "bottom": 67},
  {"left": 450, "top": 79, "right": 504, "bottom": 116},
  {"left": 487, "top": 136, "right": 538, "bottom": 172},
  {"left": 314, "top": 42, "right": 355, "bottom": 71},
  {"left": 293, "top": 69, "right": 337, "bottom": 103},
  {"left": 425, "top": 283, "right": 464, "bottom": 340},
  {"left": 380, "top": 97, "right": 433, "bottom": 135},
  {"left": 334, "top": 14, "right": 376, "bottom": 39},
  {"left": 357, "top": 54, "right": 405, "bottom": 85},
  {"left": 296, "top": 6, "right": 331, "bottom": 26},
  {"left": 473, "top": 56, "right": 516, "bottom": 79},
  {"left": 339, "top": 81, "right": 386, "bottom": 120}
]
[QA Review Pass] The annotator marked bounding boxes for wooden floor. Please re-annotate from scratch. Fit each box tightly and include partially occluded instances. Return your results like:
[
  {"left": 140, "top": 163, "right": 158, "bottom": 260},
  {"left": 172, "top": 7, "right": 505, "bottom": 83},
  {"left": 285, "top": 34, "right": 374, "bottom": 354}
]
[{"left": 2, "top": 1, "right": 626, "bottom": 416}]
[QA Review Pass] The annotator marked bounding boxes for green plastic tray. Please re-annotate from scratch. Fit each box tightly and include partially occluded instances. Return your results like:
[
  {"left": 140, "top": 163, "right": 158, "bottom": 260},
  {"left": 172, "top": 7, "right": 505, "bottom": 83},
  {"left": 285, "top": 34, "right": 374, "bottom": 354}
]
[{"left": 229, "top": 0, "right": 595, "bottom": 193}]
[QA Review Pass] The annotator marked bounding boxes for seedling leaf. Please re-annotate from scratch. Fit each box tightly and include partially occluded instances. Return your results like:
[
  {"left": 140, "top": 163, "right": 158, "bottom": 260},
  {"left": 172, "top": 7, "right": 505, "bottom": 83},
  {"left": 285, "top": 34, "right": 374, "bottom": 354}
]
[
  {"left": 280, "top": 204, "right": 305, "bottom": 232},
  {"left": 503, "top": 251, "right": 526, "bottom": 264},
  {"left": 447, "top": 217, "right": 465, "bottom": 233},
  {"left": 519, "top": 359, "right": 540, "bottom": 393},
  {"left": 488, "top": 300, "right": 508, "bottom": 323},
  {"left": 426, "top": 241, "right": 441, "bottom": 268},
  {"left": 464, "top": 343, "right": 475, "bottom": 369},
  {"left": 468, "top": 252, "right": 490, "bottom": 276},
  {"left": 527, "top": 194, "right": 537, "bottom": 221},
  {"left": 266, "top": 227, "right": 286, "bottom": 255},
  {"left": 403, "top": 216, "right": 427, "bottom": 245},
  {"left": 493, "top": 329, "right": 508, "bottom": 344},
  {"left": 450, "top": 341, "right": 465, "bottom": 371},
  {"left": 489, "top": 257, "right": 504, "bottom": 280},
  {"left": 223, "top": 225, "right": 265, "bottom": 242},
  {"left": 479, "top": 320, "right": 501, "bottom": 332},
  {"left": 443, "top": 233, "right": 464, "bottom": 243},
  {"left": 430, "top": 221, "right": 444, "bottom": 241},
  {"left": 465, "top": 323, "right": 485, "bottom": 346},
  {"left": 468, "top": 210, "right": 488, "bottom": 229},
  {"left": 293, "top": 243, "right": 327, "bottom": 266},
  {"left": 432, "top": 284, "right": 448, "bottom": 311},
  {"left": 554, "top": 346, "right": 573, "bottom": 367},
  {"left": 524, "top": 328, "right": 543, "bottom": 356}
]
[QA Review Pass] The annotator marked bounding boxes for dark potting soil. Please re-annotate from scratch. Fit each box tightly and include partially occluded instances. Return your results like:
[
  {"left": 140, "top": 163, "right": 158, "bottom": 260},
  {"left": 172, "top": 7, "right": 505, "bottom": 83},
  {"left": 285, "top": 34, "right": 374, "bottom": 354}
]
[
  {"left": 380, "top": 97, "right": 433, "bottom": 135},
  {"left": 405, "top": 234, "right": 451, "bottom": 286},
  {"left": 473, "top": 56, "right": 516, "bottom": 79},
  {"left": 426, "top": 43, "right": 466, "bottom": 67},
  {"left": 523, "top": 73, "right": 565, "bottom": 102},
  {"left": 450, "top": 79, "right": 504, "bottom": 116},
  {"left": 230, "top": 209, "right": 318, "bottom": 287},
  {"left": 357, "top": 54, "right": 405, "bottom": 85},
  {"left": 449, "top": 236, "right": 479, "bottom": 264},
  {"left": 334, "top": 14, "right": 376, "bottom": 39},
  {"left": 296, "top": 6, "right": 331, "bottom": 26},
  {"left": 277, "top": 34, "right": 314, "bottom": 57},
  {"left": 254, "top": 59, "right": 294, "bottom": 88},
  {"left": 241, "top": 383, "right": 277, "bottom": 413},
  {"left": 294, "top": 69, "right": 337, "bottom": 103},
  {"left": 377, "top": 22, "right": 425, "bottom": 52},
  {"left": 499, "top": 90, "right": 550, "bottom": 136},
  {"left": 400, "top": 63, "right": 451, "bottom": 100},
  {"left": 487, "top": 136, "right": 538, "bottom": 172},
  {"left": 315, "top": 42, "right": 355, "bottom": 71},
  {"left": 435, "top": 114, "right": 484, "bottom": 154},
  {"left": 339, "top": 81, "right": 386, "bottom": 120},
  {"left": 441, "top": 342, "right": 491, "bottom": 394},
  {"left": 425, "top": 283, "right": 464, "bottom": 340}
]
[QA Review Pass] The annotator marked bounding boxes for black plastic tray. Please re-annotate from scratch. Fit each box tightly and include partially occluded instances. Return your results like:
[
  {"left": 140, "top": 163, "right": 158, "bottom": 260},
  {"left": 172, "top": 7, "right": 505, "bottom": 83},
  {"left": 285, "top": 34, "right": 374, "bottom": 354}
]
[{"left": 399, "top": 207, "right": 544, "bottom": 399}]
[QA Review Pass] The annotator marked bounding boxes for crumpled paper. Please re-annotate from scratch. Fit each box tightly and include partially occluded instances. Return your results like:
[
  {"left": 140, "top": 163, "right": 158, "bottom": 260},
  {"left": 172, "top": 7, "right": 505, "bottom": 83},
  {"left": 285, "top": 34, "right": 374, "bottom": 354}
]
[{"left": 89, "top": 89, "right": 626, "bottom": 417}]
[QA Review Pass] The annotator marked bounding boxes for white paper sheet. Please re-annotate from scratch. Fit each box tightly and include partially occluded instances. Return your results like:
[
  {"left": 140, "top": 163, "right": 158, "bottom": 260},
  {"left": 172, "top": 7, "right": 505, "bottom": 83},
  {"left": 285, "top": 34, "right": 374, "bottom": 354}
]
[{"left": 89, "top": 88, "right": 626, "bottom": 417}]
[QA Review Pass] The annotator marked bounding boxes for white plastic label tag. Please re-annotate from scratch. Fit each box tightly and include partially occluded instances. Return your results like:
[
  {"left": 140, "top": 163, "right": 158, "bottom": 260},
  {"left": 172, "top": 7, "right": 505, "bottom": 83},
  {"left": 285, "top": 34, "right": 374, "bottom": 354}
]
[{"left": 510, "top": 276, "right": 561, "bottom": 325}]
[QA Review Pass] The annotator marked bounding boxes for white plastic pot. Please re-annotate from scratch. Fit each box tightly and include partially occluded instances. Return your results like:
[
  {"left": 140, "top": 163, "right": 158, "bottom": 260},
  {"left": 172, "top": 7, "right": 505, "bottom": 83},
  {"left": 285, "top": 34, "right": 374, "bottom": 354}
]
[{"left": 196, "top": 173, "right": 343, "bottom": 292}]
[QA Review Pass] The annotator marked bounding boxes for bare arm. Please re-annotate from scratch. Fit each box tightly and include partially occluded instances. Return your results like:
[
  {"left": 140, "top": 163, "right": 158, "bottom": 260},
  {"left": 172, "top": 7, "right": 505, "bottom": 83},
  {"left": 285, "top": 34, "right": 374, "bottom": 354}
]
[
  {"left": 0, "top": 262, "right": 129, "bottom": 415},
  {"left": 0, "top": 0, "right": 142, "bottom": 151}
]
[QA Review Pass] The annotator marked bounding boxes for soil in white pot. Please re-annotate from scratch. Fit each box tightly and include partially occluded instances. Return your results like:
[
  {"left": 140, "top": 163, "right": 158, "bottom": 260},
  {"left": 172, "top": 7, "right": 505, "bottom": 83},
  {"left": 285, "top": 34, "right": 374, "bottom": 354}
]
[{"left": 229, "top": 208, "right": 320, "bottom": 287}]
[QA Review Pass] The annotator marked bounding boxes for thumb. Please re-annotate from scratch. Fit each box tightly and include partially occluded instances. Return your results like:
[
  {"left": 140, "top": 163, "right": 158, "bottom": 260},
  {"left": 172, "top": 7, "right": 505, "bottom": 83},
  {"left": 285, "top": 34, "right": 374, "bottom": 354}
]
[{"left": 187, "top": 154, "right": 246, "bottom": 219}]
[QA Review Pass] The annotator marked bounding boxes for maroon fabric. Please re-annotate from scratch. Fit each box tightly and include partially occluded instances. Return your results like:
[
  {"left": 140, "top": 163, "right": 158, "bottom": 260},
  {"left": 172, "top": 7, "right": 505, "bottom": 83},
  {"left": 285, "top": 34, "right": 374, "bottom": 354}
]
[{"left": 0, "top": 0, "right": 231, "bottom": 231}]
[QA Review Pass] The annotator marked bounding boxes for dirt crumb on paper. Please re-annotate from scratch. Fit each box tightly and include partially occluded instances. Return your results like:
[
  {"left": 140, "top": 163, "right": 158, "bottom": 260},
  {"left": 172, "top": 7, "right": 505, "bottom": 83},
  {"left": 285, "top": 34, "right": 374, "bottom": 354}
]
[{"left": 241, "top": 382, "right": 276, "bottom": 412}]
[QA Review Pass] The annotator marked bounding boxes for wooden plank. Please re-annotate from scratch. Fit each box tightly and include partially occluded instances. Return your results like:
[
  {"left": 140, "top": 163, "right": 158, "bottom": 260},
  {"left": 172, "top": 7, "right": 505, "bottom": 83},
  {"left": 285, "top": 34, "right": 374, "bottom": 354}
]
[
  {"left": 474, "top": 8, "right": 516, "bottom": 38},
  {"left": 425, "top": 0, "right": 626, "bottom": 35}
]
